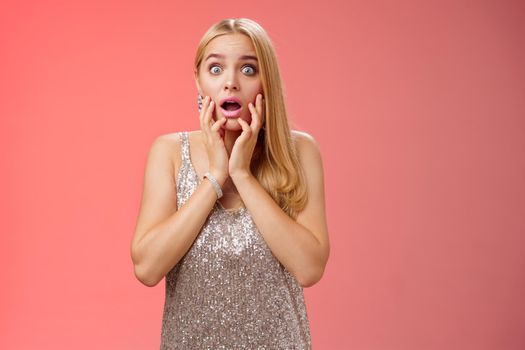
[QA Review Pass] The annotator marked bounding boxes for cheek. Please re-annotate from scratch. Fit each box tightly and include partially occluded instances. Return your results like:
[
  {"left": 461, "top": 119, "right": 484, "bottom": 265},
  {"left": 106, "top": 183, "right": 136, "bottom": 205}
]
[
  {"left": 200, "top": 82, "right": 220, "bottom": 98},
  {"left": 242, "top": 107, "right": 253, "bottom": 122}
]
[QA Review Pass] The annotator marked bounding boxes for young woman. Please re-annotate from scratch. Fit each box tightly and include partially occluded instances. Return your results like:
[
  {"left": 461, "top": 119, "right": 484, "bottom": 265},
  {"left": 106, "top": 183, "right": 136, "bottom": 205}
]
[{"left": 131, "top": 18, "right": 330, "bottom": 349}]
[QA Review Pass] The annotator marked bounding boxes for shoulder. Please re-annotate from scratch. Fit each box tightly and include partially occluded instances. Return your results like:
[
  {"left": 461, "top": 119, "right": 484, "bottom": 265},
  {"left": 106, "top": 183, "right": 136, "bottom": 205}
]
[
  {"left": 150, "top": 132, "right": 182, "bottom": 160},
  {"left": 148, "top": 131, "right": 190, "bottom": 176},
  {"left": 290, "top": 130, "right": 323, "bottom": 165},
  {"left": 155, "top": 131, "right": 189, "bottom": 144},
  {"left": 291, "top": 129, "right": 320, "bottom": 147},
  {"left": 154, "top": 129, "right": 203, "bottom": 168}
]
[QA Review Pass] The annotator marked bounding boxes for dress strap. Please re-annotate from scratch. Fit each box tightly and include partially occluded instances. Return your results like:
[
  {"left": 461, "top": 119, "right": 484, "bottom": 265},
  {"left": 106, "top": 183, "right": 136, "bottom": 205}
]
[{"left": 179, "top": 131, "right": 190, "bottom": 166}]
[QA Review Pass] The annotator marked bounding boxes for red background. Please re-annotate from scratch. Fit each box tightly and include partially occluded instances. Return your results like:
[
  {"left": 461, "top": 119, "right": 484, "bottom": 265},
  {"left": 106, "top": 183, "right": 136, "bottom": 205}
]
[{"left": 2, "top": 0, "right": 524, "bottom": 349}]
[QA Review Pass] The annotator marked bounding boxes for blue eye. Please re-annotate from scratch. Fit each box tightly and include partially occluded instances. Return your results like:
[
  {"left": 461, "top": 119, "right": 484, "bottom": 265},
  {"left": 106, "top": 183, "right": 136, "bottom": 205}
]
[
  {"left": 242, "top": 65, "right": 256, "bottom": 75},
  {"left": 208, "top": 64, "right": 257, "bottom": 75},
  {"left": 210, "top": 65, "right": 221, "bottom": 74}
]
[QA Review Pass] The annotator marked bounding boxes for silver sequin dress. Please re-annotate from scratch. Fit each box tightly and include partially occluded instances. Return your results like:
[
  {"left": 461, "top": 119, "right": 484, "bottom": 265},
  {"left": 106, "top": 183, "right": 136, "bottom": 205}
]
[{"left": 159, "top": 131, "right": 312, "bottom": 349}]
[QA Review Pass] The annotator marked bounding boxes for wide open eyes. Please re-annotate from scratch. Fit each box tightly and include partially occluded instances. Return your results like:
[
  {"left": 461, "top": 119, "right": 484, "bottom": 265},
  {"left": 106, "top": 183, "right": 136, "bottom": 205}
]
[
  {"left": 208, "top": 64, "right": 257, "bottom": 76},
  {"left": 241, "top": 65, "right": 256, "bottom": 75}
]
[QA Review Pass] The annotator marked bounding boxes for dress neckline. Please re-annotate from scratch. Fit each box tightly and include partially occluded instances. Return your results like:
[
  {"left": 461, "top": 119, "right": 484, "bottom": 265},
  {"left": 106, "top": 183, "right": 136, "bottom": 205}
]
[{"left": 180, "top": 131, "right": 246, "bottom": 215}]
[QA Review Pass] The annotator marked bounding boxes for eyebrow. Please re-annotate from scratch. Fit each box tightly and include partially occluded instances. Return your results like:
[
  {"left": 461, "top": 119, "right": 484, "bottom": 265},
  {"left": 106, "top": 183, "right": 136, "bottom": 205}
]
[{"left": 205, "top": 53, "right": 258, "bottom": 62}]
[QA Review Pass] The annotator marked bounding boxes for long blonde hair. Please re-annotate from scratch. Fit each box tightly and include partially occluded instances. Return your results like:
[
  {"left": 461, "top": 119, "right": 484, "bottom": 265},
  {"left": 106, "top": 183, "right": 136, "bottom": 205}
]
[{"left": 194, "top": 18, "right": 307, "bottom": 219}]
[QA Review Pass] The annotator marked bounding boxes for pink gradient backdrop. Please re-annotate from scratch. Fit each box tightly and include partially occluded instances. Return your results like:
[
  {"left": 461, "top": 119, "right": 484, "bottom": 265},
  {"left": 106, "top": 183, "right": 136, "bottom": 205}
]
[{"left": 2, "top": 0, "right": 524, "bottom": 349}]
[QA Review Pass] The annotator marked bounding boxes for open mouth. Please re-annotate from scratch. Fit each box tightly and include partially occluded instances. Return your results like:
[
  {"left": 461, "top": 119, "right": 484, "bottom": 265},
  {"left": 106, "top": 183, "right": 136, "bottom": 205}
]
[
  {"left": 221, "top": 101, "right": 241, "bottom": 111},
  {"left": 220, "top": 100, "right": 243, "bottom": 118}
]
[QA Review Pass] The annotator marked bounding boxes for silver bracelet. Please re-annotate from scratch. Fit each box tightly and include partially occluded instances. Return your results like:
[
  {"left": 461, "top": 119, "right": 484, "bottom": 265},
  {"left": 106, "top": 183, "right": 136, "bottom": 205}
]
[{"left": 203, "top": 172, "right": 223, "bottom": 199}]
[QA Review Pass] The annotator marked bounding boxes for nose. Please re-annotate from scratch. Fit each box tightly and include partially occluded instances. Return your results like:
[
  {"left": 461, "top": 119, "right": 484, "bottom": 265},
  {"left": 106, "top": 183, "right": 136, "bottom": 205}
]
[{"left": 223, "top": 71, "right": 239, "bottom": 91}]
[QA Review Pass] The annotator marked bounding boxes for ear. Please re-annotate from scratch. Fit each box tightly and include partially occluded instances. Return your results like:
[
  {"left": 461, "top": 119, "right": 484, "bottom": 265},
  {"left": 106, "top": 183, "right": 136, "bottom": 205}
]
[{"left": 194, "top": 68, "right": 202, "bottom": 96}]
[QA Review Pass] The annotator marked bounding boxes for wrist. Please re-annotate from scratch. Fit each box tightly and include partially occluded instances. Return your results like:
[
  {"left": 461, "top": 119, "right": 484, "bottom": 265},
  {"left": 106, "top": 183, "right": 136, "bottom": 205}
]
[
  {"left": 209, "top": 169, "right": 228, "bottom": 187},
  {"left": 203, "top": 171, "right": 224, "bottom": 199},
  {"left": 230, "top": 170, "right": 252, "bottom": 183}
]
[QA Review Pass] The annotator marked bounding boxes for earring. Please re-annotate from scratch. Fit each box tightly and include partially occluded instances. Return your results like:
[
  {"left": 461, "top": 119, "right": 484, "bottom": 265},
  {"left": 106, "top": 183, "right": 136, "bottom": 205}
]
[{"left": 197, "top": 94, "right": 203, "bottom": 113}]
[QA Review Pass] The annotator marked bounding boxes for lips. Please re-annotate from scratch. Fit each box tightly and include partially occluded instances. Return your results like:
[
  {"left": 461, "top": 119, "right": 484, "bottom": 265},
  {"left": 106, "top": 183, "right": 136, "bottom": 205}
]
[{"left": 219, "top": 96, "right": 243, "bottom": 118}]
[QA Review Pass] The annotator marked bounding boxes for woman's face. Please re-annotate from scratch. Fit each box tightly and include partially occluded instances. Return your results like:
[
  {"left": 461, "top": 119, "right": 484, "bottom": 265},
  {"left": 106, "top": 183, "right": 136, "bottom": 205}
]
[{"left": 195, "top": 33, "right": 263, "bottom": 131}]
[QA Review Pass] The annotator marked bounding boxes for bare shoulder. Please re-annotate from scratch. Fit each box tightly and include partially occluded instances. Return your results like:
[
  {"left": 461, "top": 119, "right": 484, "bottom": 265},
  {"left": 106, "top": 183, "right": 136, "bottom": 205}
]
[
  {"left": 152, "top": 131, "right": 185, "bottom": 179},
  {"left": 291, "top": 129, "right": 320, "bottom": 145},
  {"left": 155, "top": 131, "right": 182, "bottom": 145},
  {"left": 290, "top": 130, "right": 323, "bottom": 164}
]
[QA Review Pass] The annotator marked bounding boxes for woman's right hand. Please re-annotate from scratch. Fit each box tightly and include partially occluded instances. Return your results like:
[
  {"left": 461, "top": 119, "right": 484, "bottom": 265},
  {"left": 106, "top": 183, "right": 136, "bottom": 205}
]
[{"left": 199, "top": 96, "right": 229, "bottom": 186}]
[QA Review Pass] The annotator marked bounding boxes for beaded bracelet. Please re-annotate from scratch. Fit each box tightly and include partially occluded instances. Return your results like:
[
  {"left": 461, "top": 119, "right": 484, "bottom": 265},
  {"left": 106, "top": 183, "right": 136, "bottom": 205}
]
[{"left": 203, "top": 172, "right": 223, "bottom": 199}]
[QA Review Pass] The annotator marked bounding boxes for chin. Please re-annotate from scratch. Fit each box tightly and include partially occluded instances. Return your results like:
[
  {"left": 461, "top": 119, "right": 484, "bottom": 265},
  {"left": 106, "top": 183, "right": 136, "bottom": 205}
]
[{"left": 223, "top": 119, "right": 243, "bottom": 130}]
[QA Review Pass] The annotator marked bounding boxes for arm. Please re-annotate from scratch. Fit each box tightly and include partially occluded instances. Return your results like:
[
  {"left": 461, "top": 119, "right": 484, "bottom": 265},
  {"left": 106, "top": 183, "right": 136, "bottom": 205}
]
[
  {"left": 130, "top": 134, "right": 226, "bottom": 287},
  {"left": 231, "top": 132, "right": 330, "bottom": 287}
]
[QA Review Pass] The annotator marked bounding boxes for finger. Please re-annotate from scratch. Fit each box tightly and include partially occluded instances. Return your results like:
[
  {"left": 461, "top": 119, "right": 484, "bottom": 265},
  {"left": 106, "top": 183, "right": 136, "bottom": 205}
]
[
  {"left": 248, "top": 102, "right": 260, "bottom": 131},
  {"left": 256, "top": 94, "right": 262, "bottom": 116},
  {"left": 258, "top": 95, "right": 265, "bottom": 125},
  {"left": 205, "top": 100, "right": 215, "bottom": 129},
  {"left": 255, "top": 94, "right": 265, "bottom": 126},
  {"left": 237, "top": 118, "right": 252, "bottom": 141},
  {"left": 211, "top": 116, "right": 227, "bottom": 133},
  {"left": 243, "top": 113, "right": 261, "bottom": 137}
]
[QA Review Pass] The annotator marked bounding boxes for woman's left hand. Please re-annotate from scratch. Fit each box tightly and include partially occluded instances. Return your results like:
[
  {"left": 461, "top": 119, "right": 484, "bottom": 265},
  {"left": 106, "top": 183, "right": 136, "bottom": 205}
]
[{"left": 229, "top": 93, "right": 265, "bottom": 179}]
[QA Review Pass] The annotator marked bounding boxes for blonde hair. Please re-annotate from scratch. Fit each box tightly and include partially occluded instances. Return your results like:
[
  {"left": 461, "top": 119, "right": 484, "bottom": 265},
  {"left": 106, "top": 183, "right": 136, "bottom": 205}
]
[{"left": 194, "top": 18, "right": 307, "bottom": 219}]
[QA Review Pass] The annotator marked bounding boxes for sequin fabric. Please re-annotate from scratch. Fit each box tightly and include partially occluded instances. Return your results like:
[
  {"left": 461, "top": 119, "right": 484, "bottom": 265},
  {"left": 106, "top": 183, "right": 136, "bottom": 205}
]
[{"left": 159, "top": 131, "right": 312, "bottom": 349}]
